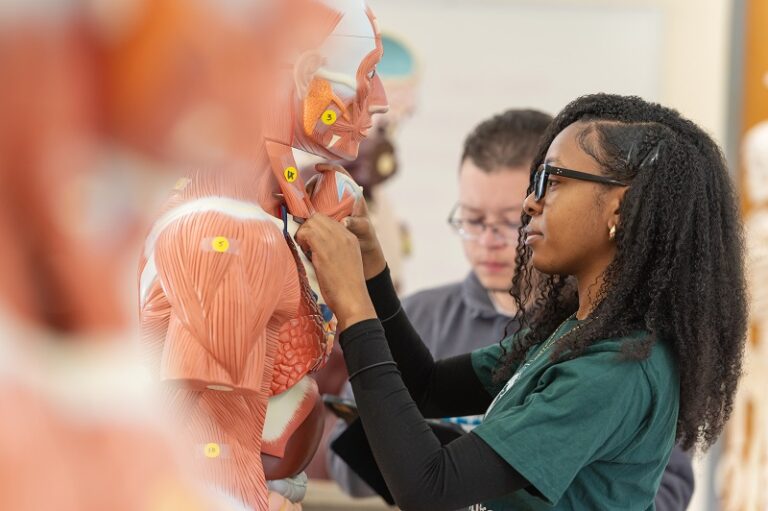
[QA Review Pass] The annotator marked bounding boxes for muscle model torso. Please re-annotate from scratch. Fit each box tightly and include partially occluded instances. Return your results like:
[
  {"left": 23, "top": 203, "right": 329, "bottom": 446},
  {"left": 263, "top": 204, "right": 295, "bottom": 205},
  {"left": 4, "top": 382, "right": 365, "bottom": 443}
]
[
  {"left": 139, "top": 165, "right": 332, "bottom": 507},
  {"left": 139, "top": 1, "right": 388, "bottom": 508}
]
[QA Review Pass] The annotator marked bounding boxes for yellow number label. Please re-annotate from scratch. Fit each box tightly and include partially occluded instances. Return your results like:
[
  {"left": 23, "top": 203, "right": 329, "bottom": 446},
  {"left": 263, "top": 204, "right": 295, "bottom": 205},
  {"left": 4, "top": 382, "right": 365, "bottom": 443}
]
[
  {"left": 211, "top": 237, "right": 230, "bottom": 253},
  {"left": 321, "top": 109, "right": 337, "bottom": 125},
  {"left": 284, "top": 166, "right": 298, "bottom": 183},
  {"left": 204, "top": 443, "right": 221, "bottom": 458}
]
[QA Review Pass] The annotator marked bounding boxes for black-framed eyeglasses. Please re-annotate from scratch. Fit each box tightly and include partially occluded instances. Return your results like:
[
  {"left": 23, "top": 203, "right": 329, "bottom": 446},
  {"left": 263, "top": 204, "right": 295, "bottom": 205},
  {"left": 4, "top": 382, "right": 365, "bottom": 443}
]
[
  {"left": 533, "top": 163, "right": 628, "bottom": 201},
  {"left": 447, "top": 203, "right": 521, "bottom": 244}
]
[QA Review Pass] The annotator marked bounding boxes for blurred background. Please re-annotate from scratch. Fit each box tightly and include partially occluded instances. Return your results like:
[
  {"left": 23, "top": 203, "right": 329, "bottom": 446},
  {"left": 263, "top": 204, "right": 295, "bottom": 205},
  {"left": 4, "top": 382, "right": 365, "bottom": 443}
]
[{"left": 0, "top": 0, "right": 765, "bottom": 510}]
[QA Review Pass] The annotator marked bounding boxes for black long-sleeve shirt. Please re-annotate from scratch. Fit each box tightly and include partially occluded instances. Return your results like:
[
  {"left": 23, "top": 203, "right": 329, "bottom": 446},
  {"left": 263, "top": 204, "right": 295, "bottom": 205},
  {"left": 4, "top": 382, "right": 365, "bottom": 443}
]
[{"left": 338, "top": 267, "right": 528, "bottom": 510}]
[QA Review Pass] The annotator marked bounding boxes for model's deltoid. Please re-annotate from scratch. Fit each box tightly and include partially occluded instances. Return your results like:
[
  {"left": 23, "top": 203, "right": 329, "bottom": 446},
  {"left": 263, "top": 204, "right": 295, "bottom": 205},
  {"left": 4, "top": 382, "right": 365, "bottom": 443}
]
[{"left": 138, "top": 1, "right": 387, "bottom": 509}]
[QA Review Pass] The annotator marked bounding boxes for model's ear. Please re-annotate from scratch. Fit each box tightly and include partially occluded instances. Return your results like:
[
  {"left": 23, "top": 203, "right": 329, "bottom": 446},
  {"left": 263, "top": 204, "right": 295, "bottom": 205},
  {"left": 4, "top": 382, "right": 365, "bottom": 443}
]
[{"left": 294, "top": 51, "right": 326, "bottom": 99}]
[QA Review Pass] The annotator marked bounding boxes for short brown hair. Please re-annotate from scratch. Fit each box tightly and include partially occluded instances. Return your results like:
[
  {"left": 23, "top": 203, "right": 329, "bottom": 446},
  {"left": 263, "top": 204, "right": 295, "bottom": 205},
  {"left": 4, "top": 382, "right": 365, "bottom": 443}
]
[{"left": 461, "top": 109, "right": 552, "bottom": 172}]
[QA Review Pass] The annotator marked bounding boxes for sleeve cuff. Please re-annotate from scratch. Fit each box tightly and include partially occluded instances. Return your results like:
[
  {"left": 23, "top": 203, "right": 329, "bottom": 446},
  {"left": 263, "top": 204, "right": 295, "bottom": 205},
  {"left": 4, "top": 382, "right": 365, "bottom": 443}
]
[
  {"left": 365, "top": 266, "right": 401, "bottom": 321},
  {"left": 338, "top": 319, "right": 394, "bottom": 375}
]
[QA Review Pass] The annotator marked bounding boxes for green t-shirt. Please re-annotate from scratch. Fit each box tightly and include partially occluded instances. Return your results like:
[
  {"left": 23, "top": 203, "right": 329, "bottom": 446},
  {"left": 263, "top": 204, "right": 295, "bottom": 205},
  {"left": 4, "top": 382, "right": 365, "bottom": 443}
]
[{"left": 468, "top": 319, "right": 679, "bottom": 511}]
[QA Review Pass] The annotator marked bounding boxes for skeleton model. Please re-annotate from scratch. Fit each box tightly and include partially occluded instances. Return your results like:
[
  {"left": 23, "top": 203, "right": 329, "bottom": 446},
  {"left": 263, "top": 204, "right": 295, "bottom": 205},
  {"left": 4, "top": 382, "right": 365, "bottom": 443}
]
[{"left": 718, "top": 123, "right": 768, "bottom": 511}]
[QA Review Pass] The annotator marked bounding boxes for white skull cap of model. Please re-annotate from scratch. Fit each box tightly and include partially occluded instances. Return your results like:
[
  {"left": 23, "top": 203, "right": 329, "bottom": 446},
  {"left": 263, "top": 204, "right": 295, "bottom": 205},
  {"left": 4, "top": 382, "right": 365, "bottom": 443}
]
[{"left": 315, "top": 0, "right": 379, "bottom": 97}]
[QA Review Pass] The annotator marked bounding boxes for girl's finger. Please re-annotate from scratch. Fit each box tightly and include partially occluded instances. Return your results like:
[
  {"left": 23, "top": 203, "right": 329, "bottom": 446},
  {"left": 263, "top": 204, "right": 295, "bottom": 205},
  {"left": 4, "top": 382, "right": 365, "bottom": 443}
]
[
  {"left": 353, "top": 196, "right": 370, "bottom": 217},
  {"left": 343, "top": 216, "right": 369, "bottom": 236}
]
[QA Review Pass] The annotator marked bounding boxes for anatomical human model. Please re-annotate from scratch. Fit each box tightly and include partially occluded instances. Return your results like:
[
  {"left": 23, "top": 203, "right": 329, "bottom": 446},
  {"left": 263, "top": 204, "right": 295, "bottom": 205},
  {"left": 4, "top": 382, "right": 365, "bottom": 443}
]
[
  {"left": 0, "top": 328, "right": 248, "bottom": 511},
  {"left": 743, "top": 121, "right": 768, "bottom": 208},
  {"left": 138, "top": 1, "right": 387, "bottom": 509},
  {"left": 718, "top": 124, "right": 768, "bottom": 511}
]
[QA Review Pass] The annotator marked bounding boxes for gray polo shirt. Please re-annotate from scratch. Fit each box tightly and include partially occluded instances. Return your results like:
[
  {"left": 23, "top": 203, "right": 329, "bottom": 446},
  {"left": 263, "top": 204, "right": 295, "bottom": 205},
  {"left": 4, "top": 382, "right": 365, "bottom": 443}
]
[{"left": 327, "top": 271, "right": 513, "bottom": 497}]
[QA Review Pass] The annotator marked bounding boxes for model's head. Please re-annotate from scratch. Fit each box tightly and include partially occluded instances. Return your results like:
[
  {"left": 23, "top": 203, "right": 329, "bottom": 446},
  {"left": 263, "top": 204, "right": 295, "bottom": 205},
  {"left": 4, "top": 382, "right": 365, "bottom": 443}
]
[
  {"left": 450, "top": 109, "right": 552, "bottom": 292},
  {"left": 290, "top": 0, "right": 388, "bottom": 161},
  {"left": 505, "top": 93, "right": 747, "bottom": 451},
  {"left": 744, "top": 121, "right": 768, "bottom": 205}
]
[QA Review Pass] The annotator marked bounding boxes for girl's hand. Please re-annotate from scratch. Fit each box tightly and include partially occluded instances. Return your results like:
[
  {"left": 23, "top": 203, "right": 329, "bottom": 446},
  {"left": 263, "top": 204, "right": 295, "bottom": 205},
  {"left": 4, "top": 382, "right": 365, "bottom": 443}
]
[
  {"left": 342, "top": 195, "right": 387, "bottom": 280},
  {"left": 295, "top": 213, "right": 376, "bottom": 332},
  {"left": 309, "top": 163, "right": 386, "bottom": 280}
]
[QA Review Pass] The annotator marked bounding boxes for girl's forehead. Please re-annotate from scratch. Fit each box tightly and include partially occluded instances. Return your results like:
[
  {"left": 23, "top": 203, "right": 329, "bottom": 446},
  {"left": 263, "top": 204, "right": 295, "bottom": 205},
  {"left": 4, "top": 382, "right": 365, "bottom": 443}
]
[{"left": 545, "top": 125, "right": 581, "bottom": 158}]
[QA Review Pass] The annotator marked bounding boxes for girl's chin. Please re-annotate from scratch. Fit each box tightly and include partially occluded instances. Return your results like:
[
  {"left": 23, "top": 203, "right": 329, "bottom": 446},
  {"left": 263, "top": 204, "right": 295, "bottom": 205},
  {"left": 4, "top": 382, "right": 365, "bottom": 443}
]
[{"left": 530, "top": 257, "right": 558, "bottom": 276}]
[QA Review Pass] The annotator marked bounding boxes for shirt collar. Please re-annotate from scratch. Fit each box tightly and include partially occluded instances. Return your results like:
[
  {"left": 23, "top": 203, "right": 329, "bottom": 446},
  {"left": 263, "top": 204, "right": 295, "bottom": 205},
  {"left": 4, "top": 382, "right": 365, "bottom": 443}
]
[{"left": 461, "top": 271, "right": 511, "bottom": 320}]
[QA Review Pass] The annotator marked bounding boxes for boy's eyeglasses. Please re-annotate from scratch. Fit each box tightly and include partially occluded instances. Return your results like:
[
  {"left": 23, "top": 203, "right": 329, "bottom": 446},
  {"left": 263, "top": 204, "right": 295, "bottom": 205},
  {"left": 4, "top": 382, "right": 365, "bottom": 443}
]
[{"left": 447, "top": 203, "right": 521, "bottom": 244}]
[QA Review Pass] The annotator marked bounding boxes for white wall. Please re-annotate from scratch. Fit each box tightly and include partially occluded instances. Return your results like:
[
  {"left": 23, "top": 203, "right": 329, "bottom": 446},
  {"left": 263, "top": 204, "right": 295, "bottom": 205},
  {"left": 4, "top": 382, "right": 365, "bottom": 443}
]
[{"left": 369, "top": 0, "right": 664, "bottom": 293}]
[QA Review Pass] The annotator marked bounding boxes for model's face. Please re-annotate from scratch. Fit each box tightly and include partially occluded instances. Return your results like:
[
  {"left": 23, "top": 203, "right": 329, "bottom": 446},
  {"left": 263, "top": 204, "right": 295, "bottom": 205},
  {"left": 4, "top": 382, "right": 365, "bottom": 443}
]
[
  {"left": 457, "top": 159, "right": 529, "bottom": 291},
  {"left": 318, "top": 53, "right": 387, "bottom": 160},
  {"left": 522, "top": 122, "right": 624, "bottom": 280},
  {"left": 297, "top": 10, "right": 388, "bottom": 161}
]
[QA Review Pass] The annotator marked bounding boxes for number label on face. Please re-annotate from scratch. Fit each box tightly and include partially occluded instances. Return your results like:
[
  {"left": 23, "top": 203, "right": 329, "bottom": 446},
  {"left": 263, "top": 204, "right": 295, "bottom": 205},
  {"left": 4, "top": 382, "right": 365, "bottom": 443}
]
[
  {"left": 321, "top": 109, "right": 337, "bottom": 125},
  {"left": 284, "top": 166, "right": 298, "bottom": 183}
]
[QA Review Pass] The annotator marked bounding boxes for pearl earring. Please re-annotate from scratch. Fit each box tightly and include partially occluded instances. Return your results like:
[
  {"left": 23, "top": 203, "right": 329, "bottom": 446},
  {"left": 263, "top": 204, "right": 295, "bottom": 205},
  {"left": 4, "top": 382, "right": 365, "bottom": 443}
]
[{"left": 609, "top": 225, "right": 617, "bottom": 240}]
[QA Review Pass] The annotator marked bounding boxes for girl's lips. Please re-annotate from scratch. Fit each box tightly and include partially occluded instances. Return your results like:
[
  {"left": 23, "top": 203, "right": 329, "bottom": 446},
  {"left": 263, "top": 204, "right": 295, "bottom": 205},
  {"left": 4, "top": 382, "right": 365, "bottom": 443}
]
[{"left": 524, "top": 231, "right": 543, "bottom": 245}]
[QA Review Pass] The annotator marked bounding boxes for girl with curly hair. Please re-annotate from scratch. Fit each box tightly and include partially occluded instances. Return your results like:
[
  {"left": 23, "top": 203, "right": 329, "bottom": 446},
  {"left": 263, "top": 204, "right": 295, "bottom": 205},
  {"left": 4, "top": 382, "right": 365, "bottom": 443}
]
[{"left": 296, "top": 93, "right": 748, "bottom": 510}]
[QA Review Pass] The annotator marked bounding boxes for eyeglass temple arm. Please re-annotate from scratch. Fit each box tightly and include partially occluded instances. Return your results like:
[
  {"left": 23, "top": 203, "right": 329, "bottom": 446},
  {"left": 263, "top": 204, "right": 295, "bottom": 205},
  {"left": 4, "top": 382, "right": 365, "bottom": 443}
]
[{"left": 549, "top": 166, "right": 627, "bottom": 186}]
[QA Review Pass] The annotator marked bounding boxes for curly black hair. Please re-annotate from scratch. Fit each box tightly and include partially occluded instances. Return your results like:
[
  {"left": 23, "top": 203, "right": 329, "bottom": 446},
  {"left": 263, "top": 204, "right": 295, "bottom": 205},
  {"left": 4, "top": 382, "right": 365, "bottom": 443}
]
[{"left": 498, "top": 93, "right": 748, "bottom": 452}]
